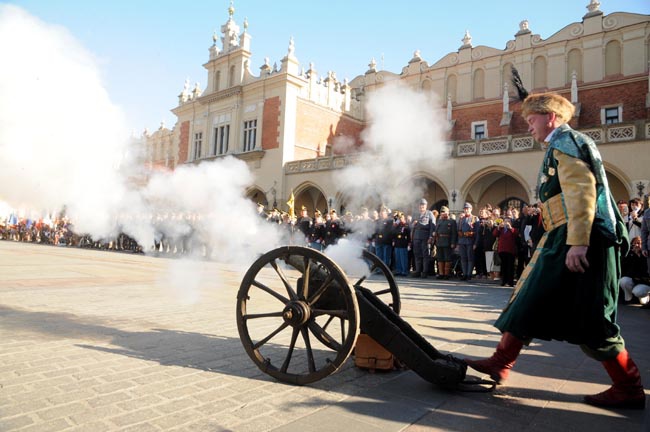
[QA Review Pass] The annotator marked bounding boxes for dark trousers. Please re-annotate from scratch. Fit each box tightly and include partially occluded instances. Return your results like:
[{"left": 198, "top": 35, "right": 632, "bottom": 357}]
[
  {"left": 474, "top": 245, "right": 487, "bottom": 276},
  {"left": 458, "top": 243, "right": 475, "bottom": 278},
  {"left": 499, "top": 252, "right": 516, "bottom": 286},
  {"left": 516, "top": 249, "right": 529, "bottom": 279},
  {"left": 413, "top": 238, "right": 430, "bottom": 275}
]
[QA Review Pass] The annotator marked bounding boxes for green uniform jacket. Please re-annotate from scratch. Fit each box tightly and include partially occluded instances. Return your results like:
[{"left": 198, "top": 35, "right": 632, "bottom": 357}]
[
  {"left": 494, "top": 124, "right": 628, "bottom": 355},
  {"left": 435, "top": 218, "right": 458, "bottom": 248}
]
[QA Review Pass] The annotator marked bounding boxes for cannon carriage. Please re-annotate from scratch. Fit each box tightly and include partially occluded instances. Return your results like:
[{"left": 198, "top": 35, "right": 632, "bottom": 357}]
[{"left": 236, "top": 245, "right": 480, "bottom": 389}]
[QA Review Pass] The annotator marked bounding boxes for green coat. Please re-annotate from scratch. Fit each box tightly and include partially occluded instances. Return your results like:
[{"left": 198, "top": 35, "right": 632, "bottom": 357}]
[{"left": 494, "top": 124, "right": 628, "bottom": 355}]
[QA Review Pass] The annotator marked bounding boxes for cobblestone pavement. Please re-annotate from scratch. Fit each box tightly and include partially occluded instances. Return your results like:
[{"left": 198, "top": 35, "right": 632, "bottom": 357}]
[{"left": 0, "top": 241, "right": 648, "bottom": 431}]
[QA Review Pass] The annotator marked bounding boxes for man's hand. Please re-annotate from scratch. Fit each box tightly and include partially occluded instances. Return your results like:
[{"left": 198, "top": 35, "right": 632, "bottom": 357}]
[{"left": 566, "top": 245, "right": 589, "bottom": 273}]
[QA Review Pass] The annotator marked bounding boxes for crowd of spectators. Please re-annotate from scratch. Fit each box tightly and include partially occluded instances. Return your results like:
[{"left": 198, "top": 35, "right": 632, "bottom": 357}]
[
  {"left": 264, "top": 201, "right": 546, "bottom": 283},
  {"left": 0, "top": 213, "right": 143, "bottom": 252},
  {"left": 3, "top": 196, "right": 646, "bottom": 295}
]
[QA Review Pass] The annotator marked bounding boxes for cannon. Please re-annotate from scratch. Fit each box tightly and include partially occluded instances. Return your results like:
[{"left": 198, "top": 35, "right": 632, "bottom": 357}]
[{"left": 236, "top": 246, "right": 486, "bottom": 389}]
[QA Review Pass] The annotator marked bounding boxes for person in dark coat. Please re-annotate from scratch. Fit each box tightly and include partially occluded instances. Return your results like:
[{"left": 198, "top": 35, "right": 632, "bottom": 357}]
[
  {"left": 375, "top": 207, "right": 395, "bottom": 268},
  {"left": 464, "top": 92, "right": 644, "bottom": 409},
  {"left": 392, "top": 212, "right": 411, "bottom": 276},
  {"left": 410, "top": 199, "right": 435, "bottom": 278},
  {"left": 434, "top": 206, "right": 457, "bottom": 279}
]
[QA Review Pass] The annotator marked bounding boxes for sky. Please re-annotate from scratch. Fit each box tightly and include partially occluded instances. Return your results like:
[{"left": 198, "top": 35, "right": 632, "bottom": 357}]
[{"left": 9, "top": 0, "right": 650, "bottom": 134}]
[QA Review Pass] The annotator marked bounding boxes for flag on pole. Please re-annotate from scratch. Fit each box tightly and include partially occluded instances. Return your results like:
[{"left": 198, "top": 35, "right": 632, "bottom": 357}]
[{"left": 287, "top": 190, "right": 295, "bottom": 219}]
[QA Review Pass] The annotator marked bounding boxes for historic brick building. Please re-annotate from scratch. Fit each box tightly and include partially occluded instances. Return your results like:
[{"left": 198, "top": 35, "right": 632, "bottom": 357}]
[{"left": 144, "top": 1, "right": 650, "bottom": 216}]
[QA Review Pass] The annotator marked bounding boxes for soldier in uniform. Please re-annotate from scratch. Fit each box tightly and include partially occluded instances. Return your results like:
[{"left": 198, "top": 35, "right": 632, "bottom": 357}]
[
  {"left": 296, "top": 206, "right": 313, "bottom": 245},
  {"left": 323, "top": 209, "right": 342, "bottom": 248},
  {"left": 434, "top": 206, "right": 458, "bottom": 279},
  {"left": 393, "top": 212, "right": 411, "bottom": 276},
  {"left": 375, "top": 206, "right": 395, "bottom": 268},
  {"left": 410, "top": 199, "right": 436, "bottom": 278},
  {"left": 457, "top": 202, "right": 480, "bottom": 280},
  {"left": 308, "top": 210, "right": 325, "bottom": 251}
]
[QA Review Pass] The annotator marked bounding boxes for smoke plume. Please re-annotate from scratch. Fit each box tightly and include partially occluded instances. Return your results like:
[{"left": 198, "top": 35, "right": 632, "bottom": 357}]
[
  {"left": 335, "top": 81, "right": 448, "bottom": 213},
  {"left": 0, "top": 5, "right": 282, "bottom": 304}
]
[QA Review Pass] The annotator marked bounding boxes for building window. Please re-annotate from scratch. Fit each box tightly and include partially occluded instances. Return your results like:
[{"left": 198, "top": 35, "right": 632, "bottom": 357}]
[
  {"left": 213, "top": 124, "right": 230, "bottom": 155},
  {"left": 602, "top": 106, "right": 622, "bottom": 124},
  {"left": 193, "top": 132, "right": 202, "bottom": 159},
  {"left": 243, "top": 119, "right": 257, "bottom": 152},
  {"left": 471, "top": 121, "right": 487, "bottom": 140}
]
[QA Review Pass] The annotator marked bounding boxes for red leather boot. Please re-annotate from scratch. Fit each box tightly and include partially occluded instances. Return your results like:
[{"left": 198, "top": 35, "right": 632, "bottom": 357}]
[
  {"left": 584, "top": 350, "right": 646, "bottom": 409},
  {"left": 464, "top": 332, "right": 523, "bottom": 384}
]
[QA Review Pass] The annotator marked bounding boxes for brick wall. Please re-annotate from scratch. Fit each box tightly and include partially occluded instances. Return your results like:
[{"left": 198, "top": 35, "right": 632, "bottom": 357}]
[
  {"left": 450, "top": 79, "right": 649, "bottom": 140},
  {"left": 573, "top": 80, "right": 649, "bottom": 128},
  {"left": 262, "top": 96, "right": 281, "bottom": 150}
]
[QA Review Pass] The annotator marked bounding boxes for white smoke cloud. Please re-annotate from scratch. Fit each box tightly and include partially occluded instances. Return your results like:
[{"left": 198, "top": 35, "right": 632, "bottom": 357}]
[
  {"left": 335, "top": 81, "right": 448, "bottom": 212},
  {"left": 0, "top": 5, "right": 129, "bottom": 236},
  {"left": 0, "top": 5, "right": 284, "bottom": 304},
  {"left": 324, "top": 238, "right": 370, "bottom": 278}
]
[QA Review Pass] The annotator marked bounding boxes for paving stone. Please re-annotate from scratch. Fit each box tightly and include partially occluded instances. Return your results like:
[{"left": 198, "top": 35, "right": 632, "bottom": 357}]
[
  {"left": 0, "top": 414, "right": 34, "bottom": 430},
  {"left": 108, "top": 408, "right": 160, "bottom": 427},
  {"left": 1, "top": 242, "right": 647, "bottom": 432}
]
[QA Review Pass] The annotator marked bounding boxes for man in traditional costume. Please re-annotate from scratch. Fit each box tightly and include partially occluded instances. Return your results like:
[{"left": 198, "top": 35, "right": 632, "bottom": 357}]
[{"left": 464, "top": 92, "right": 645, "bottom": 409}]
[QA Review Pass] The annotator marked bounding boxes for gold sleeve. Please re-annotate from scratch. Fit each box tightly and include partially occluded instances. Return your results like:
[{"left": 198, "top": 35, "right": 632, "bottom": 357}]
[{"left": 554, "top": 149, "right": 596, "bottom": 246}]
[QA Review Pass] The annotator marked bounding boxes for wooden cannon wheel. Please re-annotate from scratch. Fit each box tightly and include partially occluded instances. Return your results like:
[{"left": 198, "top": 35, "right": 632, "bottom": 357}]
[{"left": 236, "top": 246, "right": 360, "bottom": 385}]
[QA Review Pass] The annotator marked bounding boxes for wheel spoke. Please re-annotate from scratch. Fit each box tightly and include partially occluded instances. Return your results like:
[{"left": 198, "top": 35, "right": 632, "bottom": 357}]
[
  {"left": 373, "top": 288, "right": 391, "bottom": 296},
  {"left": 252, "top": 321, "right": 290, "bottom": 350},
  {"left": 339, "top": 317, "right": 345, "bottom": 341},
  {"left": 308, "top": 321, "right": 342, "bottom": 352},
  {"left": 353, "top": 275, "right": 367, "bottom": 287},
  {"left": 244, "top": 311, "right": 284, "bottom": 320},
  {"left": 320, "top": 315, "right": 335, "bottom": 332},
  {"left": 270, "top": 259, "right": 298, "bottom": 300},
  {"left": 300, "top": 256, "right": 311, "bottom": 299},
  {"left": 306, "top": 272, "right": 335, "bottom": 305},
  {"left": 301, "top": 327, "right": 317, "bottom": 372},
  {"left": 252, "top": 279, "right": 290, "bottom": 304},
  {"left": 281, "top": 327, "right": 300, "bottom": 373},
  {"left": 312, "top": 309, "right": 349, "bottom": 319}
]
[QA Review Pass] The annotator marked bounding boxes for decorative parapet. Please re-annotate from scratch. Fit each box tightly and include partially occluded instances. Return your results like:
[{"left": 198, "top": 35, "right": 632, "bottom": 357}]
[
  {"left": 512, "top": 136, "right": 534, "bottom": 152},
  {"left": 480, "top": 138, "right": 509, "bottom": 154},
  {"left": 457, "top": 142, "right": 477, "bottom": 156},
  {"left": 285, "top": 154, "right": 362, "bottom": 174},
  {"left": 582, "top": 128, "right": 604, "bottom": 143},
  {"left": 283, "top": 122, "right": 649, "bottom": 173},
  {"left": 607, "top": 124, "right": 635, "bottom": 142}
]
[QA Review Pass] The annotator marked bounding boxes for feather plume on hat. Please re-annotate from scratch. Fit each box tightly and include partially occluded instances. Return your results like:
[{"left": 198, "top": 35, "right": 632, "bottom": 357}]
[{"left": 511, "top": 66, "right": 529, "bottom": 101}]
